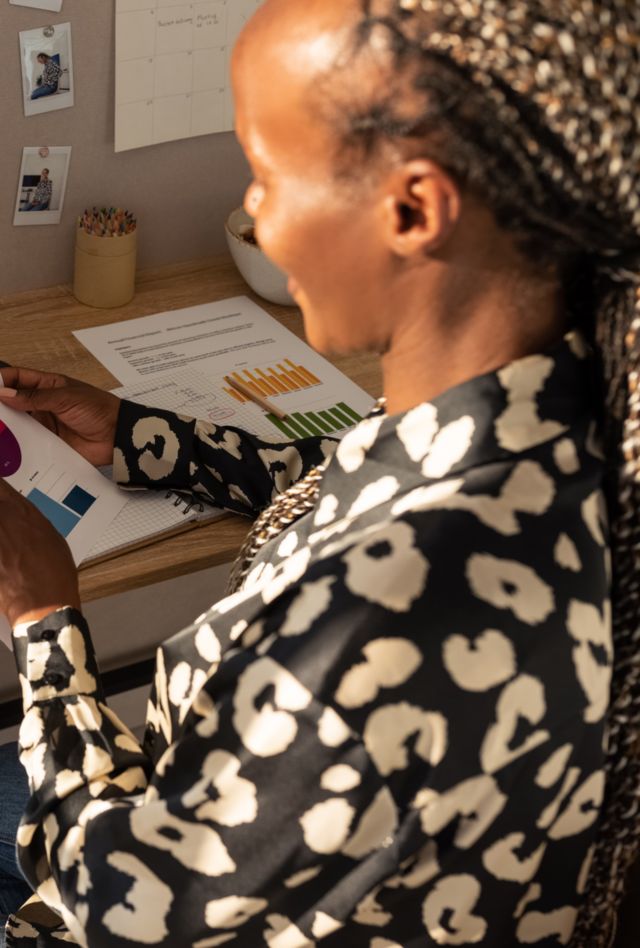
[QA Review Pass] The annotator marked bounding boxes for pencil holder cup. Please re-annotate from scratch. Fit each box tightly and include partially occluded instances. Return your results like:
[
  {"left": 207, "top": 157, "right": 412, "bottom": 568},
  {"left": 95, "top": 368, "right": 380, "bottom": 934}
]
[{"left": 73, "top": 228, "right": 137, "bottom": 308}]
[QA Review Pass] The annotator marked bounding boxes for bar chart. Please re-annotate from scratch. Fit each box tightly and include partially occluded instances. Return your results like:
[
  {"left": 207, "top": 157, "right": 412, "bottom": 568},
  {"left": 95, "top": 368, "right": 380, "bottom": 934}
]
[
  {"left": 267, "top": 401, "right": 364, "bottom": 438},
  {"left": 223, "top": 358, "right": 321, "bottom": 403},
  {"left": 27, "top": 484, "right": 97, "bottom": 538}
]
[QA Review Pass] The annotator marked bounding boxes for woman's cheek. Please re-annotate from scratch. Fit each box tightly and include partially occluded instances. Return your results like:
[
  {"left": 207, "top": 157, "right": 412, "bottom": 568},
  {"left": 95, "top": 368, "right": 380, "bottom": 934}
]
[{"left": 256, "top": 218, "right": 294, "bottom": 273}]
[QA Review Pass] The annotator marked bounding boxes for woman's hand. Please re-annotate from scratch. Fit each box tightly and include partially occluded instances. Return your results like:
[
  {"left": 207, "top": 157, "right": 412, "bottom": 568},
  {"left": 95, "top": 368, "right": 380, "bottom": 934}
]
[
  {"left": 0, "top": 367, "right": 121, "bottom": 467},
  {"left": 0, "top": 479, "right": 80, "bottom": 627}
]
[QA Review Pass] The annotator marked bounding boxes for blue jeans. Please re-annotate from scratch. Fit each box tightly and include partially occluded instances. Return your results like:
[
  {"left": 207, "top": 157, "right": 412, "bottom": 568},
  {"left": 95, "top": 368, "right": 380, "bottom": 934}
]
[
  {"left": 23, "top": 202, "right": 50, "bottom": 211},
  {"left": 30, "top": 83, "right": 57, "bottom": 100},
  {"left": 0, "top": 744, "right": 31, "bottom": 946}
]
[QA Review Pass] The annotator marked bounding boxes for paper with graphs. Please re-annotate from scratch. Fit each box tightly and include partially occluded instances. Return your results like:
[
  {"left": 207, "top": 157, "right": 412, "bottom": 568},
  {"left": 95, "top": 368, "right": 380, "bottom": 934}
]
[{"left": 73, "top": 297, "right": 375, "bottom": 443}]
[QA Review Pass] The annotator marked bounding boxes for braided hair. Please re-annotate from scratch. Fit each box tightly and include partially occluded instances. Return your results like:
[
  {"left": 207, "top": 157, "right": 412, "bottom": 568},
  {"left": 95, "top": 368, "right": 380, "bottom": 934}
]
[
  {"left": 309, "top": 2, "right": 639, "bottom": 944},
  {"left": 231, "top": 3, "right": 639, "bottom": 940}
]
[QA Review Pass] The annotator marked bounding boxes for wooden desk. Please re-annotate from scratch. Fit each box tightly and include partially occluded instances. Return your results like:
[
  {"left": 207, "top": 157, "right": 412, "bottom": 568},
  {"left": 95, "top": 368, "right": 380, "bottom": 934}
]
[{"left": 0, "top": 254, "right": 382, "bottom": 604}]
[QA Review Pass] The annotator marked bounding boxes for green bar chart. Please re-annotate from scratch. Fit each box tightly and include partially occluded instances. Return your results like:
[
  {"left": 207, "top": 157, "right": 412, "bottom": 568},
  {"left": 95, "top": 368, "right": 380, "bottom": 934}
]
[{"left": 267, "top": 401, "right": 364, "bottom": 439}]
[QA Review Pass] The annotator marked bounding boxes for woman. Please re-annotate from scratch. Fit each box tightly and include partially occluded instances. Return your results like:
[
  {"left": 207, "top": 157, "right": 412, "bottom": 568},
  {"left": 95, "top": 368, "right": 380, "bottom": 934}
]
[
  {"left": 0, "top": 0, "right": 638, "bottom": 944},
  {"left": 23, "top": 169, "right": 52, "bottom": 212},
  {"left": 30, "top": 53, "right": 61, "bottom": 100}
]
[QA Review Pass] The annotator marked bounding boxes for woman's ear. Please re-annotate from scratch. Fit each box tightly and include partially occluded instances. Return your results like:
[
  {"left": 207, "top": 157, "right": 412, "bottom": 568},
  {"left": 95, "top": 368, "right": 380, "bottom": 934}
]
[{"left": 381, "top": 160, "right": 461, "bottom": 257}]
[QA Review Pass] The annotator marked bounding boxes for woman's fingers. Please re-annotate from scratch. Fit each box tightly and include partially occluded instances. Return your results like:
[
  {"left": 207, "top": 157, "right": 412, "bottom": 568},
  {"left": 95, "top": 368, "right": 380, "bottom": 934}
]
[
  {"left": 0, "top": 366, "right": 120, "bottom": 465},
  {"left": 0, "top": 365, "right": 68, "bottom": 395},
  {"left": 0, "top": 382, "right": 71, "bottom": 416}
]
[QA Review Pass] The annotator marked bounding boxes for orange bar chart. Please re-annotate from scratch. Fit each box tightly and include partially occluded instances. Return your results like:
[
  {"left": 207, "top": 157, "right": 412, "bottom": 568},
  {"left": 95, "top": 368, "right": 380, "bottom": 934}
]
[{"left": 223, "top": 358, "right": 321, "bottom": 403}]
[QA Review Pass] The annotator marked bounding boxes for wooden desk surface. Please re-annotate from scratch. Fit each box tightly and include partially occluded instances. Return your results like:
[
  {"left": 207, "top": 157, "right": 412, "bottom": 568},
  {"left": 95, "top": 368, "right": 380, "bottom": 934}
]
[{"left": 0, "top": 254, "right": 382, "bottom": 603}]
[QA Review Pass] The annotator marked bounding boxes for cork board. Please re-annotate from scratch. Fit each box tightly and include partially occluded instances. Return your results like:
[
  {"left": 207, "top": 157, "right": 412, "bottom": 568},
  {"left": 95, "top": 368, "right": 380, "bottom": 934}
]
[{"left": 0, "top": 0, "right": 251, "bottom": 295}]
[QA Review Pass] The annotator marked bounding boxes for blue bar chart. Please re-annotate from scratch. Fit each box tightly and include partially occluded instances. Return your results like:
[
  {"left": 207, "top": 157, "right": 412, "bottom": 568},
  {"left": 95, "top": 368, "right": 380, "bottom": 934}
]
[
  {"left": 0, "top": 403, "right": 129, "bottom": 578},
  {"left": 27, "top": 484, "right": 96, "bottom": 538}
]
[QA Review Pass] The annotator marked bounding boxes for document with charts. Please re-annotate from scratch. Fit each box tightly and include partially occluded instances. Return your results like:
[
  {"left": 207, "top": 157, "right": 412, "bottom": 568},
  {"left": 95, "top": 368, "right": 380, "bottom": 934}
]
[
  {"left": 0, "top": 405, "right": 128, "bottom": 647},
  {"left": 79, "top": 308, "right": 376, "bottom": 561},
  {"left": 115, "top": 0, "right": 263, "bottom": 152},
  {"left": 73, "top": 297, "right": 376, "bottom": 435}
]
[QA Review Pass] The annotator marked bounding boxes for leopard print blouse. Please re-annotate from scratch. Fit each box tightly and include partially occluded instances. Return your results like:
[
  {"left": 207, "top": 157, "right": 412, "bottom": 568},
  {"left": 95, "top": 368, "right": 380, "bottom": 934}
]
[{"left": 6, "top": 332, "right": 609, "bottom": 947}]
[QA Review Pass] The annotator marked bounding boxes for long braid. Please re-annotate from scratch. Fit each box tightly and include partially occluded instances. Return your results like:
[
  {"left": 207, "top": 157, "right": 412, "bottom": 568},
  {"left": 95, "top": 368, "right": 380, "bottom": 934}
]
[
  {"left": 314, "top": 2, "right": 640, "bottom": 943},
  {"left": 578, "top": 283, "right": 640, "bottom": 944}
]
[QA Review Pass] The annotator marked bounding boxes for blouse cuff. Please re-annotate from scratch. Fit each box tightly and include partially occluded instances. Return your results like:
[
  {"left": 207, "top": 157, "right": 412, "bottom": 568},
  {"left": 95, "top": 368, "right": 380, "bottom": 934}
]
[
  {"left": 113, "top": 399, "right": 195, "bottom": 489},
  {"left": 12, "top": 606, "right": 103, "bottom": 712}
]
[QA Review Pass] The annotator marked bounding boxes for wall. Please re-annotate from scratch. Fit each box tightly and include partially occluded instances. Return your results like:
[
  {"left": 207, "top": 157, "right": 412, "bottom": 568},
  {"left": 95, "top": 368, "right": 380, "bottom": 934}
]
[{"left": 0, "top": 0, "right": 251, "bottom": 295}]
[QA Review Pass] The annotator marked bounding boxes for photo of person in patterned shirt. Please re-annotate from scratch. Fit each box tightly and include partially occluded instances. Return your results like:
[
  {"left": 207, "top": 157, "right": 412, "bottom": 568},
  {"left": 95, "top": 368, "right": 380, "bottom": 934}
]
[
  {"left": 22, "top": 168, "right": 52, "bottom": 212},
  {"left": 1, "top": 0, "right": 640, "bottom": 946},
  {"left": 30, "top": 52, "right": 60, "bottom": 100}
]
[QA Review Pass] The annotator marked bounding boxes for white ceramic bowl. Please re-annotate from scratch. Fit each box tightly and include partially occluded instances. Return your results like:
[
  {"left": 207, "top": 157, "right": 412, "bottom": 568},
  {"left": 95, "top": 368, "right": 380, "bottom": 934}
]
[{"left": 225, "top": 207, "right": 295, "bottom": 306}]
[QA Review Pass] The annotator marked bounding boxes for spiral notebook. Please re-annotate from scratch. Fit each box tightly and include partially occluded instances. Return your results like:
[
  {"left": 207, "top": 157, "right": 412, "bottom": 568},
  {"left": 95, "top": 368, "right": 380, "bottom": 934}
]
[{"left": 84, "top": 477, "right": 223, "bottom": 563}]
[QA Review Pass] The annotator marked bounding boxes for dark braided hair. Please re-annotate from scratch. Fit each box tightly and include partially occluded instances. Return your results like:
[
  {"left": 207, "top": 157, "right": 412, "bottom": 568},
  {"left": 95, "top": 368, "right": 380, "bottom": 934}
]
[
  {"left": 230, "top": 4, "right": 640, "bottom": 941},
  {"left": 315, "top": 2, "right": 640, "bottom": 944}
]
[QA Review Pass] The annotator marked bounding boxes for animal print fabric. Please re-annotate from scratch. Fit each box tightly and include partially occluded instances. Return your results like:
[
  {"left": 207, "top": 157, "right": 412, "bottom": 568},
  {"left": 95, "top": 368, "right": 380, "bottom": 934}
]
[{"left": 6, "top": 332, "right": 611, "bottom": 946}]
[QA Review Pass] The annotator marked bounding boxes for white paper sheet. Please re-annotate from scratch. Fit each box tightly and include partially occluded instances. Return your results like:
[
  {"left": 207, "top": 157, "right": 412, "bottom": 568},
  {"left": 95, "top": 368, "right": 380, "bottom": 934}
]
[
  {"left": 115, "top": 0, "right": 263, "bottom": 152},
  {"left": 0, "top": 406, "right": 129, "bottom": 647},
  {"left": 10, "top": 0, "right": 63, "bottom": 10},
  {"left": 73, "top": 297, "right": 376, "bottom": 438}
]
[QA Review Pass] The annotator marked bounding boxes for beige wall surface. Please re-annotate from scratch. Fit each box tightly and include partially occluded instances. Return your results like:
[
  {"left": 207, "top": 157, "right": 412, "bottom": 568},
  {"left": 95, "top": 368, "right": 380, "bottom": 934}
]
[{"left": 0, "top": 0, "right": 251, "bottom": 295}]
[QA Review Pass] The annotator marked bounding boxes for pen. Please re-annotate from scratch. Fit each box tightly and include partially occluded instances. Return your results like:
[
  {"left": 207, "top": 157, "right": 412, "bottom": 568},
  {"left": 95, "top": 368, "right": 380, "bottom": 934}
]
[{"left": 224, "top": 375, "right": 288, "bottom": 421}]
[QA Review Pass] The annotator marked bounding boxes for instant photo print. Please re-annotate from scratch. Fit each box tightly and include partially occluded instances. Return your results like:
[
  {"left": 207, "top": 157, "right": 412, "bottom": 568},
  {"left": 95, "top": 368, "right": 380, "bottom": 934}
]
[
  {"left": 13, "top": 146, "right": 72, "bottom": 226},
  {"left": 10, "top": 1, "right": 64, "bottom": 12},
  {"left": 19, "top": 22, "right": 74, "bottom": 118}
]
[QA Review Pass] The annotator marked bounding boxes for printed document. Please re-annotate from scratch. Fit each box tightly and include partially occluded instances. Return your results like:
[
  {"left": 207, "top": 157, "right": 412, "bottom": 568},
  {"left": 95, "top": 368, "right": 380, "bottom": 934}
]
[{"left": 74, "top": 297, "right": 375, "bottom": 439}]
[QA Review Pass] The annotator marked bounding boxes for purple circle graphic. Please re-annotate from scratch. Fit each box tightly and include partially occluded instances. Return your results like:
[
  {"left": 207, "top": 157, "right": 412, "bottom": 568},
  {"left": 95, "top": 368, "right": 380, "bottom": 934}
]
[{"left": 0, "top": 420, "right": 22, "bottom": 477}]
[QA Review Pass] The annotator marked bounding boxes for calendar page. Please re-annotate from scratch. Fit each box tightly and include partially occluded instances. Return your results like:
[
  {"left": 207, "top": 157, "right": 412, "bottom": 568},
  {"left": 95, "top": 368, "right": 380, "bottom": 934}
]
[{"left": 115, "top": 0, "right": 263, "bottom": 152}]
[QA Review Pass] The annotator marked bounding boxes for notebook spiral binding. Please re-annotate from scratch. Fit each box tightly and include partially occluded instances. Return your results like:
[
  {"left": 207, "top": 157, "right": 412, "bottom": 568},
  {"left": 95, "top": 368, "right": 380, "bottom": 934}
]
[{"left": 166, "top": 491, "right": 205, "bottom": 516}]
